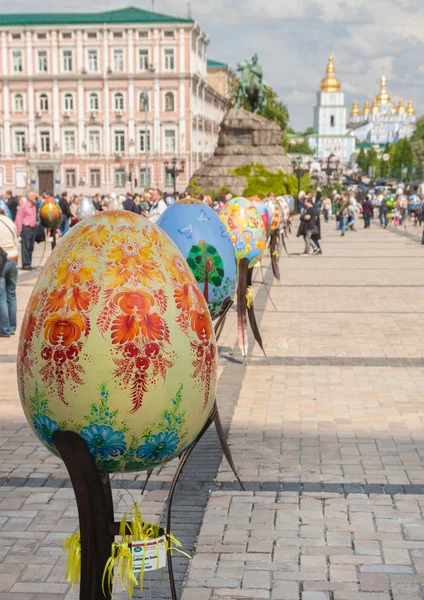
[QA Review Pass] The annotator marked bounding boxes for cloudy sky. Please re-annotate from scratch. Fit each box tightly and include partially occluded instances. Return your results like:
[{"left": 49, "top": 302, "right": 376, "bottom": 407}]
[{"left": 4, "top": 0, "right": 424, "bottom": 130}]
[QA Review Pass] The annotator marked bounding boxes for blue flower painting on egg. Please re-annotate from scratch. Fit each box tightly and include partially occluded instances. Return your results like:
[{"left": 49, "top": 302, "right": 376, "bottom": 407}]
[{"left": 158, "top": 202, "right": 237, "bottom": 319}]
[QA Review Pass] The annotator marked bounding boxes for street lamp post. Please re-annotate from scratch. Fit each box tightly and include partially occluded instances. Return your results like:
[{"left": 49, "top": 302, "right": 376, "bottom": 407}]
[
  {"left": 138, "top": 88, "right": 150, "bottom": 189},
  {"left": 164, "top": 157, "right": 185, "bottom": 197}
]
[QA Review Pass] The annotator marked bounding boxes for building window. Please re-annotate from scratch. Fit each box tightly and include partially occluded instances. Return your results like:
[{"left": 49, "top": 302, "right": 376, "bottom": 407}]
[
  {"left": 330, "top": 115, "right": 335, "bottom": 127},
  {"left": 90, "top": 169, "right": 101, "bottom": 187},
  {"left": 40, "top": 131, "right": 51, "bottom": 153},
  {"left": 114, "top": 130, "right": 125, "bottom": 153},
  {"left": 62, "top": 32, "right": 72, "bottom": 40},
  {"left": 14, "top": 131, "right": 26, "bottom": 154},
  {"left": 66, "top": 169, "right": 76, "bottom": 187},
  {"left": 139, "top": 168, "right": 150, "bottom": 187},
  {"left": 139, "top": 91, "right": 149, "bottom": 111},
  {"left": 164, "top": 129, "right": 176, "bottom": 153},
  {"left": 165, "top": 169, "right": 174, "bottom": 187},
  {"left": 138, "top": 31, "right": 148, "bottom": 38},
  {"left": 87, "top": 32, "right": 98, "bottom": 39},
  {"left": 113, "top": 31, "right": 123, "bottom": 38},
  {"left": 115, "top": 169, "right": 125, "bottom": 187},
  {"left": 64, "top": 93, "right": 74, "bottom": 112},
  {"left": 113, "top": 49, "right": 124, "bottom": 72},
  {"left": 114, "top": 92, "right": 124, "bottom": 111},
  {"left": 37, "top": 33, "right": 47, "bottom": 40},
  {"left": 164, "top": 48, "right": 175, "bottom": 71},
  {"left": 37, "top": 50, "right": 48, "bottom": 73},
  {"left": 165, "top": 92, "right": 175, "bottom": 112},
  {"left": 12, "top": 33, "right": 21, "bottom": 40},
  {"left": 12, "top": 50, "right": 23, "bottom": 73},
  {"left": 138, "top": 48, "right": 149, "bottom": 71},
  {"left": 64, "top": 130, "right": 75, "bottom": 153},
  {"left": 62, "top": 50, "right": 73, "bottom": 72},
  {"left": 14, "top": 93, "right": 24, "bottom": 112},
  {"left": 139, "top": 129, "right": 151, "bottom": 153},
  {"left": 88, "top": 130, "right": 101, "bottom": 153},
  {"left": 39, "top": 94, "right": 49, "bottom": 112},
  {"left": 87, "top": 49, "right": 98, "bottom": 72},
  {"left": 164, "top": 30, "right": 175, "bottom": 38},
  {"left": 89, "top": 92, "right": 99, "bottom": 111}
]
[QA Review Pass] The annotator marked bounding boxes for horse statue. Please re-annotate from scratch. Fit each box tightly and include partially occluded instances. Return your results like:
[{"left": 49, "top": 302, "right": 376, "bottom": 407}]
[{"left": 235, "top": 54, "right": 267, "bottom": 113}]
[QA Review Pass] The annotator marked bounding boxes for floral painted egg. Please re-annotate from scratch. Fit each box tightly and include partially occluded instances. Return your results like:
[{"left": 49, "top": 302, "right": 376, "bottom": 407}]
[
  {"left": 284, "top": 195, "right": 295, "bottom": 214},
  {"left": 157, "top": 200, "right": 237, "bottom": 319},
  {"left": 219, "top": 197, "right": 266, "bottom": 267},
  {"left": 251, "top": 201, "right": 271, "bottom": 238},
  {"left": 277, "top": 196, "right": 290, "bottom": 225},
  {"left": 265, "top": 198, "right": 282, "bottom": 233},
  {"left": 17, "top": 211, "right": 217, "bottom": 473},
  {"left": 39, "top": 201, "right": 63, "bottom": 229}
]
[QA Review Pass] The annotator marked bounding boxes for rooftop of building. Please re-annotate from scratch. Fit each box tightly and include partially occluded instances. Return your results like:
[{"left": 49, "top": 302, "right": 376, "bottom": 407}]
[
  {"left": 207, "top": 59, "right": 229, "bottom": 70},
  {"left": 0, "top": 6, "right": 193, "bottom": 27}
]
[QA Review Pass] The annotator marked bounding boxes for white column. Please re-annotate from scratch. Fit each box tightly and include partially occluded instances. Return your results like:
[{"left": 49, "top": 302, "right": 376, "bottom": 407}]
[
  {"left": 104, "top": 81, "right": 110, "bottom": 155},
  {"left": 53, "top": 80, "right": 60, "bottom": 148},
  {"left": 78, "top": 80, "right": 85, "bottom": 153},
  {"left": 128, "top": 79, "right": 135, "bottom": 155},
  {"left": 28, "top": 81, "right": 35, "bottom": 146},
  {"left": 179, "top": 28, "right": 185, "bottom": 72},
  {"left": 77, "top": 31, "right": 83, "bottom": 71},
  {"left": 25, "top": 32, "right": 32, "bottom": 76},
  {"left": 179, "top": 80, "right": 185, "bottom": 154},
  {"left": 3, "top": 82, "right": 10, "bottom": 155},
  {"left": 127, "top": 29, "right": 134, "bottom": 73},
  {"left": 153, "top": 29, "right": 159, "bottom": 70},
  {"left": 2, "top": 32, "right": 8, "bottom": 76},
  {"left": 51, "top": 31, "right": 58, "bottom": 75},
  {"left": 102, "top": 28, "right": 108, "bottom": 75},
  {"left": 154, "top": 79, "right": 160, "bottom": 153}
]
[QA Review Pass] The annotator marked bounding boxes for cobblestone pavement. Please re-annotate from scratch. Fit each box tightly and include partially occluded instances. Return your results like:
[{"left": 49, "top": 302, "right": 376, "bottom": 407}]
[{"left": 2, "top": 219, "right": 424, "bottom": 599}]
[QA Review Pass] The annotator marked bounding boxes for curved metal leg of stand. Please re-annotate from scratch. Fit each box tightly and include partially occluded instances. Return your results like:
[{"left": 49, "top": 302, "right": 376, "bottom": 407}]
[
  {"left": 166, "top": 408, "right": 217, "bottom": 600},
  {"left": 141, "top": 468, "right": 154, "bottom": 495},
  {"left": 52, "top": 430, "right": 114, "bottom": 600},
  {"left": 213, "top": 403, "right": 245, "bottom": 491},
  {"left": 214, "top": 300, "right": 234, "bottom": 342}
]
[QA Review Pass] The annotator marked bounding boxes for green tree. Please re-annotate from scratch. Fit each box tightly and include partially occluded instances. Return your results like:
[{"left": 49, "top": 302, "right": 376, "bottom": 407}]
[
  {"left": 356, "top": 147, "right": 367, "bottom": 172},
  {"left": 288, "top": 140, "right": 313, "bottom": 155},
  {"left": 411, "top": 116, "right": 424, "bottom": 142},
  {"left": 367, "top": 147, "right": 379, "bottom": 176},
  {"left": 304, "top": 126, "right": 314, "bottom": 136},
  {"left": 379, "top": 143, "right": 391, "bottom": 178}
]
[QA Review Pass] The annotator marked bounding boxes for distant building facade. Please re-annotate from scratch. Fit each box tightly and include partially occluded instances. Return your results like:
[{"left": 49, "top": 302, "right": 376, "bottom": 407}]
[
  {"left": 308, "top": 56, "right": 356, "bottom": 163},
  {"left": 0, "top": 7, "right": 228, "bottom": 195},
  {"left": 347, "top": 76, "right": 416, "bottom": 145},
  {"left": 206, "top": 59, "right": 233, "bottom": 98}
]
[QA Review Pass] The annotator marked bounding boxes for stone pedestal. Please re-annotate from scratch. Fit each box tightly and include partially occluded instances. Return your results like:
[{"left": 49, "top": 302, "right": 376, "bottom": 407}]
[{"left": 190, "top": 108, "right": 293, "bottom": 196}]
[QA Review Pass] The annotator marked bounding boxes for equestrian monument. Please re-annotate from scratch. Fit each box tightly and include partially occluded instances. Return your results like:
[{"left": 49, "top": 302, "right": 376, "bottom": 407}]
[{"left": 189, "top": 55, "right": 293, "bottom": 196}]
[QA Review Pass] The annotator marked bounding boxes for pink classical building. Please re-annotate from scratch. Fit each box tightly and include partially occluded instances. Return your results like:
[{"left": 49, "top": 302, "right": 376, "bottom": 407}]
[{"left": 0, "top": 7, "right": 230, "bottom": 195}]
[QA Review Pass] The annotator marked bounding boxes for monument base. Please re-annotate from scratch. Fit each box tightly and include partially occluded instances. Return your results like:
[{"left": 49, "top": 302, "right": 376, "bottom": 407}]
[{"left": 189, "top": 108, "right": 293, "bottom": 196}]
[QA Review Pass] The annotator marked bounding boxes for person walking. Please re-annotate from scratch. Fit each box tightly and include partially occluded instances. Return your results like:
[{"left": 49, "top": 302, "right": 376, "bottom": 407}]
[
  {"left": 5, "top": 190, "right": 19, "bottom": 222},
  {"left": 148, "top": 189, "right": 168, "bottom": 223},
  {"left": 379, "top": 197, "right": 388, "bottom": 228},
  {"left": 322, "top": 195, "right": 332, "bottom": 223},
  {"left": 58, "top": 192, "right": 72, "bottom": 236},
  {"left": 362, "top": 195, "right": 372, "bottom": 228},
  {"left": 301, "top": 196, "right": 317, "bottom": 255},
  {"left": 122, "top": 193, "right": 138, "bottom": 213},
  {"left": 0, "top": 207, "right": 18, "bottom": 337},
  {"left": 15, "top": 192, "right": 37, "bottom": 270},
  {"left": 337, "top": 191, "right": 350, "bottom": 236}
]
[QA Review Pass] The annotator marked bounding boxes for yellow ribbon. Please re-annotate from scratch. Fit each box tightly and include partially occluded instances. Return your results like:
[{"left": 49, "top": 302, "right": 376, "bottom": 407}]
[
  {"left": 246, "top": 286, "right": 256, "bottom": 309},
  {"left": 62, "top": 532, "right": 81, "bottom": 587},
  {"left": 272, "top": 250, "right": 279, "bottom": 259}
]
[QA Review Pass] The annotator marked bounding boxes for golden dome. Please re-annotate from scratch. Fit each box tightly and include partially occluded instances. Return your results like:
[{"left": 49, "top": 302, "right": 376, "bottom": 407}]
[
  {"left": 375, "top": 75, "right": 391, "bottom": 105},
  {"left": 350, "top": 99, "right": 360, "bottom": 117},
  {"left": 397, "top": 99, "right": 406, "bottom": 114},
  {"left": 320, "top": 55, "right": 341, "bottom": 92},
  {"left": 363, "top": 100, "right": 370, "bottom": 116},
  {"left": 371, "top": 99, "right": 379, "bottom": 114},
  {"left": 407, "top": 100, "right": 415, "bottom": 116}
]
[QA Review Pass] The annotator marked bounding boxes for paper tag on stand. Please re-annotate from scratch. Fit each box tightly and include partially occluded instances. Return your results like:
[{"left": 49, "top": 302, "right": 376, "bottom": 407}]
[{"left": 132, "top": 536, "right": 167, "bottom": 573}]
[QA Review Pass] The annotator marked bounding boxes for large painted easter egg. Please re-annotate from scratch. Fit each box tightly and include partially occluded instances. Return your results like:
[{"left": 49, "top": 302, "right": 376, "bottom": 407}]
[
  {"left": 76, "top": 197, "right": 97, "bottom": 221},
  {"left": 157, "top": 200, "right": 237, "bottom": 319},
  {"left": 219, "top": 197, "right": 266, "bottom": 267},
  {"left": 39, "top": 201, "right": 62, "bottom": 229},
  {"left": 265, "top": 198, "right": 282, "bottom": 233},
  {"left": 284, "top": 195, "right": 295, "bottom": 214},
  {"left": 251, "top": 201, "right": 271, "bottom": 238},
  {"left": 17, "top": 211, "right": 217, "bottom": 473},
  {"left": 277, "top": 196, "right": 290, "bottom": 225}
]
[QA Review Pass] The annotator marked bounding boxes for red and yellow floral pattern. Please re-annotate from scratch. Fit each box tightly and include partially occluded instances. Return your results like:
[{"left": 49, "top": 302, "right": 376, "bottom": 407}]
[{"left": 17, "top": 211, "right": 217, "bottom": 444}]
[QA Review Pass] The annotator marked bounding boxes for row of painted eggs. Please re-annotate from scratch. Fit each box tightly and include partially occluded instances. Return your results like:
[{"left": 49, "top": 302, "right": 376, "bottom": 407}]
[
  {"left": 39, "top": 197, "right": 97, "bottom": 229},
  {"left": 18, "top": 196, "right": 286, "bottom": 474}
]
